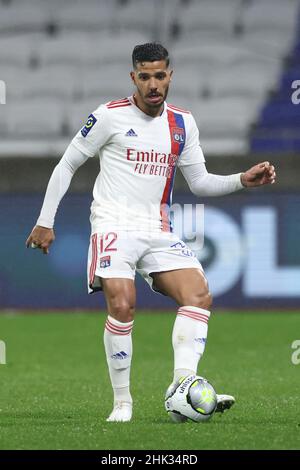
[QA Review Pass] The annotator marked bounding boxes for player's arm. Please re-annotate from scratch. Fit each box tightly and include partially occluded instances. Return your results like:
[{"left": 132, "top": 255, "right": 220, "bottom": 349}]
[
  {"left": 179, "top": 114, "right": 276, "bottom": 196},
  {"left": 26, "top": 105, "right": 111, "bottom": 254},
  {"left": 181, "top": 162, "right": 243, "bottom": 196},
  {"left": 180, "top": 160, "right": 276, "bottom": 197},
  {"left": 26, "top": 144, "right": 89, "bottom": 254}
]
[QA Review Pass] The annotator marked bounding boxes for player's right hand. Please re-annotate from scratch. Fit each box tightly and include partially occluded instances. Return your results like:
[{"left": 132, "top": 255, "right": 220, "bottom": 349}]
[{"left": 26, "top": 226, "right": 55, "bottom": 255}]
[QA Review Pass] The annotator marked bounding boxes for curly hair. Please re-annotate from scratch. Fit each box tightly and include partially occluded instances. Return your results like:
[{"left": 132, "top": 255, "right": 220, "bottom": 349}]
[{"left": 132, "top": 43, "right": 170, "bottom": 68}]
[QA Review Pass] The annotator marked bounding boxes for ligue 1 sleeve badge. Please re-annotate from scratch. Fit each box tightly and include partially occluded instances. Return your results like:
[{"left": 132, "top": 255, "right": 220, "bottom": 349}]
[{"left": 81, "top": 114, "right": 97, "bottom": 137}]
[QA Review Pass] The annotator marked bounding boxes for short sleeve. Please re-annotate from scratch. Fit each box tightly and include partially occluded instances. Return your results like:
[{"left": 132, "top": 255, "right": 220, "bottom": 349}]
[
  {"left": 71, "top": 104, "right": 111, "bottom": 158},
  {"left": 177, "top": 114, "right": 206, "bottom": 167}
]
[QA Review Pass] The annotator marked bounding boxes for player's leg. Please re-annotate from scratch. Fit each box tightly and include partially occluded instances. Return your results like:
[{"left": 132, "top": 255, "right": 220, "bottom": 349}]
[
  {"left": 101, "top": 277, "right": 136, "bottom": 422},
  {"left": 151, "top": 267, "right": 211, "bottom": 381},
  {"left": 151, "top": 268, "right": 235, "bottom": 412}
]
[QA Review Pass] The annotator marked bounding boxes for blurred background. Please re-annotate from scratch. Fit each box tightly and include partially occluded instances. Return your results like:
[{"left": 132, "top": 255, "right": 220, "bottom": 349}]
[{"left": 1, "top": 0, "right": 300, "bottom": 310}]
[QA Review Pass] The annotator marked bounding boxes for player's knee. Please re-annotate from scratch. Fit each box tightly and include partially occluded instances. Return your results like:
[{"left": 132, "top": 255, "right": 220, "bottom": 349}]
[
  {"left": 201, "top": 291, "right": 213, "bottom": 310},
  {"left": 109, "top": 300, "right": 135, "bottom": 323},
  {"left": 182, "top": 289, "right": 213, "bottom": 311}
]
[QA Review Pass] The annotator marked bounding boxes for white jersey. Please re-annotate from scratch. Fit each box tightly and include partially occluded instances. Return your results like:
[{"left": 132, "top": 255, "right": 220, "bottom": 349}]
[{"left": 72, "top": 95, "right": 205, "bottom": 233}]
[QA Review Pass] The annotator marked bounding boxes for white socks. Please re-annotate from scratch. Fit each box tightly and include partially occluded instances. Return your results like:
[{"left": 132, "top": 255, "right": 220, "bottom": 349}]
[
  {"left": 104, "top": 315, "right": 134, "bottom": 408},
  {"left": 104, "top": 306, "right": 210, "bottom": 421},
  {"left": 172, "top": 306, "right": 210, "bottom": 382}
]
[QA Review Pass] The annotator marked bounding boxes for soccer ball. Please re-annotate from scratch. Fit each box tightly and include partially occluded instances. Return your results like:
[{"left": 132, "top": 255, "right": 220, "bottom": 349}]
[{"left": 165, "top": 374, "right": 217, "bottom": 423}]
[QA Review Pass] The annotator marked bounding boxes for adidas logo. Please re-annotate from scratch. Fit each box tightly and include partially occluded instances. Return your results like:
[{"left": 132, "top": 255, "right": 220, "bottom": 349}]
[
  {"left": 125, "top": 128, "right": 138, "bottom": 137},
  {"left": 111, "top": 351, "right": 129, "bottom": 360}
]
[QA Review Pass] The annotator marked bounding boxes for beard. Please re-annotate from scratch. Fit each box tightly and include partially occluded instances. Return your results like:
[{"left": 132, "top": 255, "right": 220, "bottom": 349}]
[{"left": 137, "top": 84, "right": 169, "bottom": 108}]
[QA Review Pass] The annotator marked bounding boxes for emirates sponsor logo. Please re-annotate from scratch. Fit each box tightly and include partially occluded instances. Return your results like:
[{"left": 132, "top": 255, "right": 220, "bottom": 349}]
[{"left": 127, "top": 148, "right": 178, "bottom": 166}]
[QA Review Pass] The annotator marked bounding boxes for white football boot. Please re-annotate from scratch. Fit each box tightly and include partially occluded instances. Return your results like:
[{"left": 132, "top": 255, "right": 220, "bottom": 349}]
[
  {"left": 215, "top": 394, "right": 235, "bottom": 413},
  {"left": 106, "top": 401, "right": 132, "bottom": 422}
]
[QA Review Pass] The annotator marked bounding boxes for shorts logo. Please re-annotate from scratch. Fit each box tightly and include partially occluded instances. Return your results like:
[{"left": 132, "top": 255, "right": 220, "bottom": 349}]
[
  {"left": 172, "top": 127, "right": 185, "bottom": 143},
  {"left": 100, "top": 255, "right": 111, "bottom": 268},
  {"left": 81, "top": 114, "right": 97, "bottom": 137},
  {"left": 170, "top": 241, "right": 195, "bottom": 257},
  {"left": 194, "top": 337, "right": 207, "bottom": 344}
]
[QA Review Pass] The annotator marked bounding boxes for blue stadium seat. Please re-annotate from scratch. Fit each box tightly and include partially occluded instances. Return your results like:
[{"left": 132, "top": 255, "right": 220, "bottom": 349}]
[{"left": 249, "top": 0, "right": 300, "bottom": 153}]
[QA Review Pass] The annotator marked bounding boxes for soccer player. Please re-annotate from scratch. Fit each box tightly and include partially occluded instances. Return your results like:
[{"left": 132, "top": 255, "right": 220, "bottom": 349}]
[{"left": 26, "top": 43, "right": 276, "bottom": 422}]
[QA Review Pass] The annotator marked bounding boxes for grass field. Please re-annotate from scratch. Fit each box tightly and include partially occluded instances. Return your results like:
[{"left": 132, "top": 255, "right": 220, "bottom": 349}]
[{"left": 0, "top": 311, "right": 300, "bottom": 450}]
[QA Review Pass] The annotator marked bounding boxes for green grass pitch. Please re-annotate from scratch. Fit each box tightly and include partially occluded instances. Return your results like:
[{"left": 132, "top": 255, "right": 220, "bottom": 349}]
[{"left": 0, "top": 311, "right": 300, "bottom": 450}]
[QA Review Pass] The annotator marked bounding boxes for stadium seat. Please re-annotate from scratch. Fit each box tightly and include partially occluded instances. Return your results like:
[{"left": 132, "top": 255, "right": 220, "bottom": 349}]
[
  {"left": 280, "top": 66, "right": 300, "bottom": 89},
  {"left": 259, "top": 101, "right": 300, "bottom": 127},
  {"left": 176, "top": 0, "right": 242, "bottom": 37},
  {"left": 36, "top": 32, "right": 150, "bottom": 67},
  {"left": 0, "top": 64, "right": 28, "bottom": 91},
  {"left": 4, "top": 66, "right": 80, "bottom": 101},
  {"left": 87, "top": 32, "right": 152, "bottom": 65},
  {"left": 0, "top": 36, "right": 38, "bottom": 67},
  {"left": 80, "top": 65, "right": 133, "bottom": 100},
  {"left": 6, "top": 100, "right": 65, "bottom": 138},
  {"left": 208, "top": 62, "right": 281, "bottom": 99},
  {"left": 172, "top": 39, "right": 281, "bottom": 72},
  {"left": 35, "top": 34, "right": 97, "bottom": 67},
  {"left": 0, "top": 0, "right": 298, "bottom": 155},
  {"left": 114, "top": 0, "right": 157, "bottom": 35},
  {"left": 192, "top": 96, "right": 262, "bottom": 137},
  {"left": 0, "top": 105, "right": 8, "bottom": 137},
  {"left": 251, "top": 132, "right": 300, "bottom": 153},
  {"left": 241, "top": 0, "right": 300, "bottom": 34},
  {"left": 0, "top": 2, "right": 49, "bottom": 33},
  {"left": 242, "top": 29, "right": 296, "bottom": 60},
  {"left": 169, "top": 66, "right": 209, "bottom": 98},
  {"left": 52, "top": 2, "right": 114, "bottom": 33},
  {"left": 250, "top": 0, "right": 300, "bottom": 155}
]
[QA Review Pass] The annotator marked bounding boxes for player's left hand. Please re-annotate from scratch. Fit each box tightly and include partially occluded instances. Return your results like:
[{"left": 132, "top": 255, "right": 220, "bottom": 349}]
[{"left": 241, "top": 161, "right": 276, "bottom": 188}]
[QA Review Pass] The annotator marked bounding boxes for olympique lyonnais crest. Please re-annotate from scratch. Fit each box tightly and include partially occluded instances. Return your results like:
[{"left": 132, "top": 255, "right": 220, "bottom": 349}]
[
  {"left": 172, "top": 127, "right": 185, "bottom": 144},
  {"left": 100, "top": 256, "right": 111, "bottom": 268}
]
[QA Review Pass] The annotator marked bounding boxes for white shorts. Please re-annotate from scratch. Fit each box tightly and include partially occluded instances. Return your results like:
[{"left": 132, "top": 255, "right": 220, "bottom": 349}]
[{"left": 87, "top": 231, "right": 203, "bottom": 295}]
